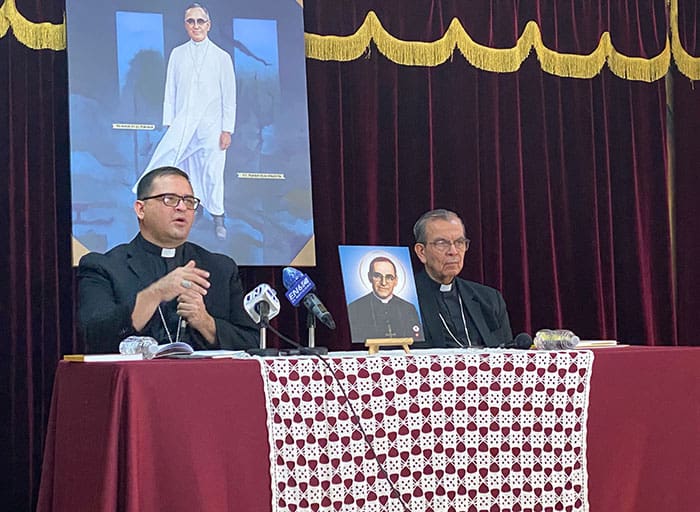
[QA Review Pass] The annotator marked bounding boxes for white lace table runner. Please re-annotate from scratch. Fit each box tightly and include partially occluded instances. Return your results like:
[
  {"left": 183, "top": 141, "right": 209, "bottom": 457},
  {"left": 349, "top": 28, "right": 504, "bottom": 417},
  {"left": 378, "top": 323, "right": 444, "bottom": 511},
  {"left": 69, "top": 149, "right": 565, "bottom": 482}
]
[{"left": 260, "top": 351, "right": 594, "bottom": 512}]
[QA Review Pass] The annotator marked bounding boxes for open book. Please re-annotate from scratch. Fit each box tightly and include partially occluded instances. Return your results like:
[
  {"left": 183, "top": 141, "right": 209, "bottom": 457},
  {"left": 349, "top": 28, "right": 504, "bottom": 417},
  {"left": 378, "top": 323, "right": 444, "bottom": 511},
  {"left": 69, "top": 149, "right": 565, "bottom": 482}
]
[
  {"left": 151, "top": 342, "right": 194, "bottom": 358},
  {"left": 64, "top": 341, "right": 194, "bottom": 362}
]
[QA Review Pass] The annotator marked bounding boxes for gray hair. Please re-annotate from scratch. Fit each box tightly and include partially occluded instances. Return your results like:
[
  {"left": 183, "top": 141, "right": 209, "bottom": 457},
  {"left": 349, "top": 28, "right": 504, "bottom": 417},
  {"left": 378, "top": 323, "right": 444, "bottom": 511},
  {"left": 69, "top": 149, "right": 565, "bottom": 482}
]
[
  {"left": 413, "top": 209, "right": 464, "bottom": 243},
  {"left": 185, "top": 3, "right": 210, "bottom": 20}
]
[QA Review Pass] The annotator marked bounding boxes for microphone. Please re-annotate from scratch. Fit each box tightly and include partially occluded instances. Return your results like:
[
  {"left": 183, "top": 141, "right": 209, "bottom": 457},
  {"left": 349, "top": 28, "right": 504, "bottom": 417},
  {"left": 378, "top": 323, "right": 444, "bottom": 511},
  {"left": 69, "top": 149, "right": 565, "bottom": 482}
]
[
  {"left": 499, "top": 332, "right": 533, "bottom": 349},
  {"left": 281, "top": 267, "right": 336, "bottom": 330},
  {"left": 243, "top": 284, "right": 281, "bottom": 325}
]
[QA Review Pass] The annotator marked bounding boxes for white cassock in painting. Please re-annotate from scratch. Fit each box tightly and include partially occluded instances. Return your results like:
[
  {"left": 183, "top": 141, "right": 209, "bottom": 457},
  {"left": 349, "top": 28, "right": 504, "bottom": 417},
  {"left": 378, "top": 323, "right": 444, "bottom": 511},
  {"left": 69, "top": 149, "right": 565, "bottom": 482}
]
[{"left": 133, "top": 4, "right": 236, "bottom": 240}]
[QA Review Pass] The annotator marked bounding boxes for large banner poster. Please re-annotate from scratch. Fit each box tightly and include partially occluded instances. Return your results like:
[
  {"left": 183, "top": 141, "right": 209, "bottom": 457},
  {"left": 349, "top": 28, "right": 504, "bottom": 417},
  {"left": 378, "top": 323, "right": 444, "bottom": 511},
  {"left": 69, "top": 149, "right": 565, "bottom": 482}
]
[{"left": 67, "top": 0, "right": 315, "bottom": 266}]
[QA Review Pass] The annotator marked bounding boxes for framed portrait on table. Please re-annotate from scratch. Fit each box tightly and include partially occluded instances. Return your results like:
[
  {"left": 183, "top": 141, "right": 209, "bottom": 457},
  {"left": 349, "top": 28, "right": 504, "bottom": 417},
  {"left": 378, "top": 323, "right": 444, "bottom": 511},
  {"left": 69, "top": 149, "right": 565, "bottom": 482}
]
[{"left": 339, "top": 246, "right": 424, "bottom": 345}]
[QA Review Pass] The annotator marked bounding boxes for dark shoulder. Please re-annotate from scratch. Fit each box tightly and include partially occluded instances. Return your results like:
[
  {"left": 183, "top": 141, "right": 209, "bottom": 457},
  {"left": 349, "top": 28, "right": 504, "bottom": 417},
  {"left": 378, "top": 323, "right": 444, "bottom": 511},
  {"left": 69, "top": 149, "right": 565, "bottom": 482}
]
[
  {"left": 456, "top": 277, "right": 503, "bottom": 300},
  {"left": 78, "top": 242, "right": 131, "bottom": 269},
  {"left": 185, "top": 242, "right": 238, "bottom": 272},
  {"left": 348, "top": 293, "right": 372, "bottom": 308},
  {"left": 414, "top": 270, "right": 433, "bottom": 290}
]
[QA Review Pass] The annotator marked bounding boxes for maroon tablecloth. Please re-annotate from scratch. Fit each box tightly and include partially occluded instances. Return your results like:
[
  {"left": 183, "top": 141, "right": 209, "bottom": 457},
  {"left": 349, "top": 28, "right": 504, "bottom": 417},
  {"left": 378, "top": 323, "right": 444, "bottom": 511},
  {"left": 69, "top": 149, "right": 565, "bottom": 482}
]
[
  {"left": 585, "top": 346, "right": 700, "bottom": 511},
  {"left": 37, "top": 347, "right": 700, "bottom": 511}
]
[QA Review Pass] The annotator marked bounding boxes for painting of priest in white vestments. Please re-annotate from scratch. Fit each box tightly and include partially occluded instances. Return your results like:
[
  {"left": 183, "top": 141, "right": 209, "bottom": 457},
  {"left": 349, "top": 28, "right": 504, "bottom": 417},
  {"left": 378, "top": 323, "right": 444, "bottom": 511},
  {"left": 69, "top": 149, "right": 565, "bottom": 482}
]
[
  {"left": 68, "top": 0, "right": 315, "bottom": 266},
  {"left": 133, "top": 3, "right": 235, "bottom": 240}
]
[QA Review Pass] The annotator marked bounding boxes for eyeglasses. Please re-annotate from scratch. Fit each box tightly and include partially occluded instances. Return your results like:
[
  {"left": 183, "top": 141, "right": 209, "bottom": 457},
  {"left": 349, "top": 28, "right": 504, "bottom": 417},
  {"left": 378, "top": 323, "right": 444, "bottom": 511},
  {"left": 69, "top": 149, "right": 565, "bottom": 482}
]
[
  {"left": 425, "top": 237, "right": 470, "bottom": 252},
  {"left": 185, "top": 18, "right": 209, "bottom": 26},
  {"left": 370, "top": 272, "right": 396, "bottom": 283},
  {"left": 140, "top": 193, "right": 201, "bottom": 210}
]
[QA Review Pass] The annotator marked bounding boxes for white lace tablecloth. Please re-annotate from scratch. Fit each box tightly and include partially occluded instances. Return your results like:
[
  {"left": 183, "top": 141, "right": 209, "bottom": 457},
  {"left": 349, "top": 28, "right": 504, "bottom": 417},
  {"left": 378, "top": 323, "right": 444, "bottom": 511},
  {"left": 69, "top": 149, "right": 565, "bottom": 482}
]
[{"left": 259, "top": 350, "right": 594, "bottom": 512}]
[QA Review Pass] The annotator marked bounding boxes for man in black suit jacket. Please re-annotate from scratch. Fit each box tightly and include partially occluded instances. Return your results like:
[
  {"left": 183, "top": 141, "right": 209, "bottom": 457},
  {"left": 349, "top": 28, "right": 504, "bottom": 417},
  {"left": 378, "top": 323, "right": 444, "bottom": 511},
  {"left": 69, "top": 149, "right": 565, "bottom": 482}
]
[
  {"left": 413, "top": 209, "right": 512, "bottom": 348},
  {"left": 78, "top": 166, "right": 258, "bottom": 353}
]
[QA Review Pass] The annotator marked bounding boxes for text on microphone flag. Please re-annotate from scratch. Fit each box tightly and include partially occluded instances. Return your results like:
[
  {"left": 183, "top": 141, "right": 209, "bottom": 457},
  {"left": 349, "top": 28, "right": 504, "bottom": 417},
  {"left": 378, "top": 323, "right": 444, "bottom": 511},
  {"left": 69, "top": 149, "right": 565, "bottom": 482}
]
[{"left": 284, "top": 272, "right": 315, "bottom": 306}]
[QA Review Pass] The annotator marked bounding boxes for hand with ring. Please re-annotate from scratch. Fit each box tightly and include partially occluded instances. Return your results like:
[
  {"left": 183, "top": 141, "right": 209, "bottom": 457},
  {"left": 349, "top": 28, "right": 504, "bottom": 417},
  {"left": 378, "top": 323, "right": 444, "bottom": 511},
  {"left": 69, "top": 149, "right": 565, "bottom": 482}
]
[{"left": 150, "top": 260, "right": 210, "bottom": 302}]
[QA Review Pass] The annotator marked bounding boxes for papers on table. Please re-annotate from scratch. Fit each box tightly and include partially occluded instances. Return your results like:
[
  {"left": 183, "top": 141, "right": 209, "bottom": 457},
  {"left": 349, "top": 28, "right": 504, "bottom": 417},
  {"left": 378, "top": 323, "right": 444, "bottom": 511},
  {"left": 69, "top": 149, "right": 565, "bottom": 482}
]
[
  {"left": 63, "top": 349, "right": 251, "bottom": 362},
  {"left": 576, "top": 340, "right": 620, "bottom": 348},
  {"left": 63, "top": 354, "right": 143, "bottom": 362}
]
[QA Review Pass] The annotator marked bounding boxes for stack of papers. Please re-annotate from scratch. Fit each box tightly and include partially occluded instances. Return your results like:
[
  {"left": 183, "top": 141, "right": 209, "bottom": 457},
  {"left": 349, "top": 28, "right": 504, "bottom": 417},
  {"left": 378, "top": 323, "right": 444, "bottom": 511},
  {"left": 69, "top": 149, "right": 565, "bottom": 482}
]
[
  {"left": 63, "top": 354, "right": 143, "bottom": 362},
  {"left": 63, "top": 348, "right": 251, "bottom": 362},
  {"left": 576, "top": 340, "right": 620, "bottom": 348}
]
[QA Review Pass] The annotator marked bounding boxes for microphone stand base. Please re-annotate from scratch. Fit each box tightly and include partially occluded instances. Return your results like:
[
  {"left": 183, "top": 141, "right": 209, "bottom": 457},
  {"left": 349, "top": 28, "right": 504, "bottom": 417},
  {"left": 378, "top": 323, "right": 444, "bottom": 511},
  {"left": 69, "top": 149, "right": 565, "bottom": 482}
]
[
  {"left": 246, "top": 348, "right": 281, "bottom": 357},
  {"left": 275, "top": 347, "right": 329, "bottom": 356},
  {"left": 300, "top": 347, "right": 328, "bottom": 356}
]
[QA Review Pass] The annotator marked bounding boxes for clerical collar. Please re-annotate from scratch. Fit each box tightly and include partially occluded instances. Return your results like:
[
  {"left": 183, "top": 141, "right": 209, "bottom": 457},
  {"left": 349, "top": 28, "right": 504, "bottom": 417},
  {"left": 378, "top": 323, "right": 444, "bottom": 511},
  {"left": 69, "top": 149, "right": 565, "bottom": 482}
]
[
  {"left": 373, "top": 293, "right": 394, "bottom": 304},
  {"left": 135, "top": 233, "right": 183, "bottom": 259},
  {"left": 190, "top": 38, "right": 209, "bottom": 47},
  {"left": 440, "top": 283, "right": 453, "bottom": 292}
]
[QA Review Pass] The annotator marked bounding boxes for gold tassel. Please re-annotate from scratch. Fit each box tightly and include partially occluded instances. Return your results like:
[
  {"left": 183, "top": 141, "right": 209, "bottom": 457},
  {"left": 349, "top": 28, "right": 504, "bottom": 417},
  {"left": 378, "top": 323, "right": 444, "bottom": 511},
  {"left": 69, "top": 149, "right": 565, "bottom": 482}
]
[
  {"left": 0, "top": 0, "right": 66, "bottom": 51},
  {"left": 671, "top": 0, "right": 700, "bottom": 81},
  {"left": 304, "top": 8, "right": 696, "bottom": 82},
  {"left": 2, "top": 0, "right": 697, "bottom": 82}
]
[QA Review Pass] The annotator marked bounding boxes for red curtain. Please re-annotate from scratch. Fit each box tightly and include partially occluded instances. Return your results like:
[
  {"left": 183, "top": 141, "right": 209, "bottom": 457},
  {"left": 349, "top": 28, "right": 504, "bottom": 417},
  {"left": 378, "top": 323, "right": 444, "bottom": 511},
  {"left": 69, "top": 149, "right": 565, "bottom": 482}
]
[
  {"left": 674, "top": 0, "right": 700, "bottom": 347},
  {"left": 1, "top": 2, "right": 72, "bottom": 510},
  {"left": 302, "top": 0, "right": 674, "bottom": 345},
  {"left": 2, "top": 0, "right": 697, "bottom": 510}
]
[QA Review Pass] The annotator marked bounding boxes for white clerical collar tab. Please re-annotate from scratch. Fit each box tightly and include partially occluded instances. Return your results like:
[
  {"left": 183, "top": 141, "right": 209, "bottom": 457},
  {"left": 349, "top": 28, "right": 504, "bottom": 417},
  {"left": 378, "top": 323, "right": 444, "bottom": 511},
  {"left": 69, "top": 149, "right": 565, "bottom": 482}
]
[
  {"left": 440, "top": 283, "right": 453, "bottom": 292},
  {"left": 161, "top": 248, "right": 176, "bottom": 258},
  {"left": 371, "top": 292, "right": 393, "bottom": 303}
]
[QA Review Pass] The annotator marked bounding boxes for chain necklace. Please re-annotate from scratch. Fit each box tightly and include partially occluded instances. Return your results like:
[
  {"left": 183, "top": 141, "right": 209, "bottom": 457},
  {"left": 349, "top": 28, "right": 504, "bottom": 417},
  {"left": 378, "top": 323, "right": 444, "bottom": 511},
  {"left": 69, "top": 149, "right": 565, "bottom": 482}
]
[
  {"left": 437, "top": 294, "right": 473, "bottom": 348},
  {"left": 158, "top": 305, "right": 183, "bottom": 344},
  {"left": 189, "top": 39, "right": 210, "bottom": 86}
]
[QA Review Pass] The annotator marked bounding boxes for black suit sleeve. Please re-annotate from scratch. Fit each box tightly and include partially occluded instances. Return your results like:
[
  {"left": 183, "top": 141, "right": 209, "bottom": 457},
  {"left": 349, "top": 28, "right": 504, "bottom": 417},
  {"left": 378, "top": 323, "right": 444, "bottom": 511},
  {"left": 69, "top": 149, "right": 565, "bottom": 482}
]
[
  {"left": 207, "top": 259, "right": 259, "bottom": 350},
  {"left": 77, "top": 253, "right": 138, "bottom": 353},
  {"left": 481, "top": 288, "right": 513, "bottom": 346}
]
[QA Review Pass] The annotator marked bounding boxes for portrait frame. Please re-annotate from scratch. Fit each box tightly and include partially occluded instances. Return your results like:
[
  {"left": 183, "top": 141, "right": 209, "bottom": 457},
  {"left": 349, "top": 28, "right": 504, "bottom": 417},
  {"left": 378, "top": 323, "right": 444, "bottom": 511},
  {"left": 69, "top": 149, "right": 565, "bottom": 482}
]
[
  {"left": 66, "top": 0, "right": 315, "bottom": 266},
  {"left": 339, "top": 245, "right": 424, "bottom": 344}
]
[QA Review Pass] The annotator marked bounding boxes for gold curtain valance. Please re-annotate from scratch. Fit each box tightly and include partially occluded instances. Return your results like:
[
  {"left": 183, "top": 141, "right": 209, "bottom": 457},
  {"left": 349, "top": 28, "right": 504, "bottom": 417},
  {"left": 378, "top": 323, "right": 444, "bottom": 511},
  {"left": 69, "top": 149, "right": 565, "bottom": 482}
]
[
  {"left": 2, "top": 0, "right": 699, "bottom": 81},
  {"left": 0, "top": 0, "right": 65, "bottom": 50},
  {"left": 306, "top": 3, "right": 699, "bottom": 82}
]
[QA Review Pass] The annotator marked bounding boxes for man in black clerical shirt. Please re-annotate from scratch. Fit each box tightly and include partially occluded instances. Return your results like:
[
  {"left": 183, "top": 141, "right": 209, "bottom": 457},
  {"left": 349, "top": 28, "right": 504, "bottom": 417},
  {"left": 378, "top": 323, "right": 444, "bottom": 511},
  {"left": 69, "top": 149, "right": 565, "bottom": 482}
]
[
  {"left": 413, "top": 209, "right": 512, "bottom": 348},
  {"left": 77, "top": 166, "right": 258, "bottom": 353},
  {"left": 346, "top": 256, "right": 423, "bottom": 343}
]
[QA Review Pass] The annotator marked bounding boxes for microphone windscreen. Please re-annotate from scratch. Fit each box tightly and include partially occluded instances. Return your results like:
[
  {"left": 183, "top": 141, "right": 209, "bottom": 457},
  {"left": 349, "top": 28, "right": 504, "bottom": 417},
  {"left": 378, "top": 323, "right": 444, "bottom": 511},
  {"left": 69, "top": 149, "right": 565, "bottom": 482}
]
[
  {"left": 513, "top": 332, "right": 533, "bottom": 349},
  {"left": 282, "top": 267, "right": 303, "bottom": 290},
  {"left": 282, "top": 267, "right": 315, "bottom": 306},
  {"left": 243, "top": 284, "right": 281, "bottom": 323}
]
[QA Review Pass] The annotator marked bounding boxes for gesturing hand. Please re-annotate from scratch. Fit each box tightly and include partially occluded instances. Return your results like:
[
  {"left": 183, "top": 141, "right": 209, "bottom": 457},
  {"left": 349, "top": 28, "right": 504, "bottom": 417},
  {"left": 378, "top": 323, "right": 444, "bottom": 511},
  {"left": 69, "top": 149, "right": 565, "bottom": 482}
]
[
  {"left": 153, "top": 260, "right": 210, "bottom": 303},
  {"left": 177, "top": 288, "right": 214, "bottom": 332}
]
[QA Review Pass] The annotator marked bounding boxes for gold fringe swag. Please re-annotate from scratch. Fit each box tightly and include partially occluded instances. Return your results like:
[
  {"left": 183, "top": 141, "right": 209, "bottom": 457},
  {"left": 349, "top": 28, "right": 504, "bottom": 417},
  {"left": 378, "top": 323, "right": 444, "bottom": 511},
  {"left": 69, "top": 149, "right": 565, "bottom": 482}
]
[
  {"left": 0, "top": 0, "right": 65, "bottom": 51},
  {"left": 1, "top": 0, "right": 698, "bottom": 81}
]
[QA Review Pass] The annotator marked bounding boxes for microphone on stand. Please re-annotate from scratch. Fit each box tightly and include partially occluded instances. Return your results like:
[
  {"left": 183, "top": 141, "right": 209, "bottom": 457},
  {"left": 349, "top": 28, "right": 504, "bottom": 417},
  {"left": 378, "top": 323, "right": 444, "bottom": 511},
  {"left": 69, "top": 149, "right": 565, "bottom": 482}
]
[
  {"left": 499, "top": 332, "right": 534, "bottom": 349},
  {"left": 243, "top": 284, "right": 281, "bottom": 356},
  {"left": 281, "top": 267, "right": 336, "bottom": 330}
]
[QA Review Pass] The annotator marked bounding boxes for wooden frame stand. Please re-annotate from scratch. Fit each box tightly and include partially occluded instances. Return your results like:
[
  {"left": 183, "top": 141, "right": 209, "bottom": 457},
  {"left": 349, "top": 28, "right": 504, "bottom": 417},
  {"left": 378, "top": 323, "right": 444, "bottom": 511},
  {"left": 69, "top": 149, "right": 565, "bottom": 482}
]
[{"left": 364, "top": 337, "right": 413, "bottom": 355}]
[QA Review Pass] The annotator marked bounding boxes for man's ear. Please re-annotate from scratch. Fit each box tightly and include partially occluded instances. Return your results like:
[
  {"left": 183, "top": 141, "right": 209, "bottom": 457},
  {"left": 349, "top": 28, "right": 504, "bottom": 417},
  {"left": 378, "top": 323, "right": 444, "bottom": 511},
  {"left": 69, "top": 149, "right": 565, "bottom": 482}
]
[
  {"left": 414, "top": 243, "right": 427, "bottom": 264},
  {"left": 134, "top": 200, "right": 145, "bottom": 221}
]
